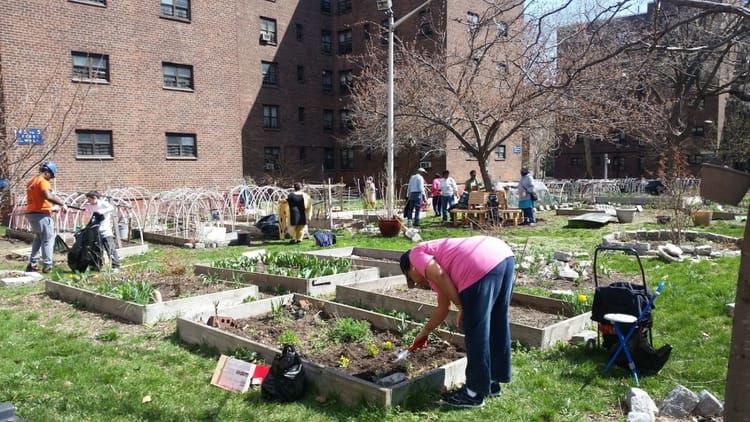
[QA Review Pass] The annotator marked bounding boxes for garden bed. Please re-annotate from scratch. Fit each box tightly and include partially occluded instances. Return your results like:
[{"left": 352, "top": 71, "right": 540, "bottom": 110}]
[
  {"left": 177, "top": 294, "right": 467, "bottom": 407},
  {"left": 303, "top": 247, "right": 403, "bottom": 276},
  {"left": 337, "top": 278, "right": 592, "bottom": 349},
  {"left": 45, "top": 272, "right": 259, "bottom": 324}
]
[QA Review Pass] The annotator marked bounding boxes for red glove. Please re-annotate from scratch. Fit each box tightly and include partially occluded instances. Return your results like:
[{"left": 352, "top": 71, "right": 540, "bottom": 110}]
[{"left": 408, "top": 335, "right": 428, "bottom": 352}]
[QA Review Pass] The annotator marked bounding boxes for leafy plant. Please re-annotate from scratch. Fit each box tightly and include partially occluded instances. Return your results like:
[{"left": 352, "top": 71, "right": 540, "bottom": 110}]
[
  {"left": 279, "top": 330, "right": 299, "bottom": 347},
  {"left": 211, "top": 252, "right": 352, "bottom": 278},
  {"left": 365, "top": 343, "right": 379, "bottom": 358},
  {"left": 329, "top": 317, "right": 371, "bottom": 344},
  {"left": 337, "top": 355, "right": 350, "bottom": 368},
  {"left": 382, "top": 341, "right": 394, "bottom": 351}
]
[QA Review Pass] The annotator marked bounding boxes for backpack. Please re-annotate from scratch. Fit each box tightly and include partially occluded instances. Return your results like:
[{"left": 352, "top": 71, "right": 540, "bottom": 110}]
[
  {"left": 454, "top": 192, "right": 470, "bottom": 209},
  {"left": 261, "top": 345, "right": 306, "bottom": 402},
  {"left": 67, "top": 217, "right": 103, "bottom": 272}
]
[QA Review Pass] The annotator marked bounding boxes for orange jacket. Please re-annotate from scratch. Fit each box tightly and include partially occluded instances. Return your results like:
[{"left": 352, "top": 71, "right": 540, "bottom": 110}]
[{"left": 26, "top": 175, "right": 53, "bottom": 214}]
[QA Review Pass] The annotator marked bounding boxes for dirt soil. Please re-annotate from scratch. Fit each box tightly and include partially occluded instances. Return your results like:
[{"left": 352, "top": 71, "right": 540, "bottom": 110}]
[{"left": 224, "top": 299, "right": 465, "bottom": 385}]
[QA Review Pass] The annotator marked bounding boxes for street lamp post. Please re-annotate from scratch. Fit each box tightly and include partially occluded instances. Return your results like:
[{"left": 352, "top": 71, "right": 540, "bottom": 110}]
[{"left": 378, "top": 0, "right": 434, "bottom": 216}]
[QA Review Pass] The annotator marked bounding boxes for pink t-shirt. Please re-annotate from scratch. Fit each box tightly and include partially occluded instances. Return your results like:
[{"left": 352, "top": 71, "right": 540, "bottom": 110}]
[{"left": 409, "top": 236, "right": 514, "bottom": 293}]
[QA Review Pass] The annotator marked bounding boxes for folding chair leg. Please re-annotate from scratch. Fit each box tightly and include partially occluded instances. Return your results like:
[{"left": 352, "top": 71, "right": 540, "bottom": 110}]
[{"left": 603, "top": 322, "right": 640, "bottom": 386}]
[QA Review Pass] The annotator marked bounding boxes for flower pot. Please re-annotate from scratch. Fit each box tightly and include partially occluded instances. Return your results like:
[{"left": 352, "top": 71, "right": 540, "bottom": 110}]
[
  {"left": 692, "top": 210, "right": 713, "bottom": 227},
  {"left": 377, "top": 217, "right": 402, "bottom": 237},
  {"left": 615, "top": 208, "right": 637, "bottom": 224},
  {"left": 700, "top": 164, "right": 750, "bottom": 206}
]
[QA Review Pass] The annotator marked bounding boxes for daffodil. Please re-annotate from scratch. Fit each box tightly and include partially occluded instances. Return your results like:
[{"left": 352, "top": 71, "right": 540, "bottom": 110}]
[{"left": 578, "top": 294, "right": 587, "bottom": 303}]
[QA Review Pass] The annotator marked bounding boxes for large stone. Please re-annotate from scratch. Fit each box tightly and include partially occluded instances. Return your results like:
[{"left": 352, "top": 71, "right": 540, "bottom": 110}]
[
  {"left": 626, "top": 387, "right": 658, "bottom": 417},
  {"left": 658, "top": 385, "right": 699, "bottom": 419},
  {"left": 694, "top": 390, "right": 723, "bottom": 417}
]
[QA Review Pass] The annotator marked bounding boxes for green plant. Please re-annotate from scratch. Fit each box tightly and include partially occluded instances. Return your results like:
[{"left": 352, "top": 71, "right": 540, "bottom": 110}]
[
  {"left": 199, "top": 273, "right": 220, "bottom": 286},
  {"left": 278, "top": 330, "right": 299, "bottom": 347},
  {"left": 337, "top": 355, "right": 350, "bottom": 368},
  {"left": 382, "top": 341, "right": 394, "bottom": 351},
  {"left": 365, "top": 343, "right": 379, "bottom": 358},
  {"left": 95, "top": 329, "right": 119, "bottom": 342},
  {"left": 329, "top": 317, "right": 371, "bottom": 344}
]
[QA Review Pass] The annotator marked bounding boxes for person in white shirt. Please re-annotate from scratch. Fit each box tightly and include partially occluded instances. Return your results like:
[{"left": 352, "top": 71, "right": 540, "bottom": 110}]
[
  {"left": 83, "top": 191, "right": 120, "bottom": 270},
  {"left": 405, "top": 168, "right": 427, "bottom": 227},
  {"left": 439, "top": 170, "right": 458, "bottom": 223}
]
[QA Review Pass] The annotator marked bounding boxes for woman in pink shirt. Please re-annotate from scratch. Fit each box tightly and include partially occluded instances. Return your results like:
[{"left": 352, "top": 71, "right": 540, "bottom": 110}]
[
  {"left": 400, "top": 236, "right": 515, "bottom": 409},
  {"left": 430, "top": 173, "right": 442, "bottom": 217}
]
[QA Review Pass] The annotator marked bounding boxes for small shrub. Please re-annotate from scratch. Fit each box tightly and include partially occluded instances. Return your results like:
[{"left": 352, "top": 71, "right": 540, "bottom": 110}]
[
  {"left": 329, "top": 317, "right": 371, "bottom": 344},
  {"left": 365, "top": 343, "right": 379, "bottom": 358},
  {"left": 382, "top": 341, "right": 394, "bottom": 351},
  {"left": 279, "top": 330, "right": 299, "bottom": 347}
]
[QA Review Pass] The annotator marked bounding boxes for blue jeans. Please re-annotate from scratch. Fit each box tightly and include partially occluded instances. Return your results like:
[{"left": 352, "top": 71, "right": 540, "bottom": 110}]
[
  {"left": 27, "top": 212, "right": 56, "bottom": 268},
  {"left": 459, "top": 256, "right": 515, "bottom": 395},
  {"left": 405, "top": 192, "right": 423, "bottom": 225},
  {"left": 522, "top": 206, "right": 536, "bottom": 224},
  {"left": 440, "top": 195, "right": 455, "bottom": 221}
]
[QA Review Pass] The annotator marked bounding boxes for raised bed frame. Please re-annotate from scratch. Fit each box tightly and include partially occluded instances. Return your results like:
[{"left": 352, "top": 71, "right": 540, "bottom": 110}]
[{"left": 177, "top": 294, "right": 467, "bottom": 408}]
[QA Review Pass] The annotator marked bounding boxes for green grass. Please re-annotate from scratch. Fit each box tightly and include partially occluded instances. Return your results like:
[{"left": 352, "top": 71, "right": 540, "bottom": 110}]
[{"left": 0, "top": 211, "right": 743, "bottom": 420}]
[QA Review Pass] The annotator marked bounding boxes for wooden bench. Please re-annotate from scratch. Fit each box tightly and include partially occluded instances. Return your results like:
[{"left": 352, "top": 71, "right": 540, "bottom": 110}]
[
  {"left": 450, "top": 191, "right": 489, "bottom": 227},
  {"left": 492, "top": 190, "right": 523, "bottom": 226}
]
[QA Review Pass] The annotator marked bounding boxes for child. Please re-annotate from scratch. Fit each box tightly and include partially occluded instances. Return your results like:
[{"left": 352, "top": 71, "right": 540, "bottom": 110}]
[{"left": 83, "top": 191, "right": 120, "bottom": 271}]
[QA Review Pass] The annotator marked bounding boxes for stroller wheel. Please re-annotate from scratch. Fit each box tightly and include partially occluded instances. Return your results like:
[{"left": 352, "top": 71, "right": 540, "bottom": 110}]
[{"left": 584, "top": 338, "right": 596, "bottom": 353}]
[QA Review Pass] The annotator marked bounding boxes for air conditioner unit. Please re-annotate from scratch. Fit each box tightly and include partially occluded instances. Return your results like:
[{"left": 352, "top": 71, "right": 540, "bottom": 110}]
[
  {"left": 264, "top": 163, "right": 275, "bottom": 171},
  {"left": 376, "top": 0, "right": 391, "bottom": 11},
  {"left": 419, "top": 161, "right": 432, "bottom": 169},
  {"left": 260, "top": 32, "right": 272, "bottom": 42}
]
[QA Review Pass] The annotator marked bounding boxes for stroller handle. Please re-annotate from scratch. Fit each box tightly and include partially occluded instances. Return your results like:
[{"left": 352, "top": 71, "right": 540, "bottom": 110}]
[{"left": 593, "top": 245, "right": 647, "bottom": 289}]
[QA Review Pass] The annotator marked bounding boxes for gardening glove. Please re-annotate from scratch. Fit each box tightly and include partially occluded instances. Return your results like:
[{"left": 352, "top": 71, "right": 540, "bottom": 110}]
[{"left": 409, "top": 334, "right": 429, "bottom": 352}]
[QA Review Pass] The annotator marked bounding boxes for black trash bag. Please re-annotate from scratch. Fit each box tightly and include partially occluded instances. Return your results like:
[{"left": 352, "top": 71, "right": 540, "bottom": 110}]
[
  {"left": 592, "top": 282, "right": 654, "bottom": 328},
  {"left": 255, "top": 214, "right": 280, "bottom": 239},
  {"left": 261, "top": 345, "right": 306, "bottom": 402},
  {"left": 607, "top": 329, "right": 672, "bottom": 375},
  {"left": 67, "top": 218, "right": 103, "bottom": 272}
]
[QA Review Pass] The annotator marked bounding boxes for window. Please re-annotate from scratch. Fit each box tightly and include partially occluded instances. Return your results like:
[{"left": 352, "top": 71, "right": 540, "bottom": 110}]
[
  {"left": 338, "top": 29, "right": 352, "bottom": 54},
  {"left": 692, "top": 125, "right": 705, "bottom": 136},
  {"left": 295, "top": 23, "right": 303, "bottom": 41},
  {"left": 323, "top": 109, "right": 334, "bottom": 131},
  {"left": 365, "top": 146, "right": 373, "bottom": 160},
  {"left": 688, "top": 154, "right": 704, "bottom": 165},
  {"left": 339, "top": 70, "right": 352, "bottom": 93},
  {"left": 76, "top": 130, "right": 113, "bottom": 157},
  {"left": 340, "top": 148, "right": 354, "bottom": 169},
  {"left": 419, "top": 10, "right": 433, "bottom": 35},
  {"left": 298, "top": 107, "right": 305, "bottom": 122},
  {"left": 72, "top": 52, "right": 109, "bottom": 82},
  {"left": 324, "top": 147, "right": 335, "bottom": 169},
  {"left": 70, "top": 0, "right": 106, "bottom": 6},
  {"left": 166, "top": 133, "right": 196, "bottom": 158},
  {"left": 321, "top": 0, "right": 331, "bottom": 14},
  {"left": 297, "top": 65, "right": 305, "bottom": 83},
  {"left": 337, "top": 0, "right": 351, "bottom": 15},
  {"left": 322, "top": 70, "right": 333, "bottom": 92},
  {"left": 321, "top": 30, "right": 332, "bottom": 54},
  {"left": 495, "top": 20, "right": 508, "bottom": 37},
  {"left": 162, "top": 63, "right": 193, "bottom": 89},
  {"left": 496, "top": 62, "right": 507, "bottom": 73},
  {"left": 262, "top": 61, "right": 278, "bottom": 87},
  {"left": 571, "top": 157, "right": 583, "bottom": 167},
  {"left": 381, "top": 19, "right": 389, "bottom": 45},
  {"left": 299, "top": 147, "right": 306, "bottom": 161},
  {"left": 467, "top": 12, "right": 479, "bottom": 33},
  {"left": 160, "top": 0, "right": 190, "bottom": 20},
  {"left": 339, "top": 109, "right": 353, "bottom": 131},
  {"left": 263, "top": 105, "right": 280, "bottom": 129},
  {"left": 494, "top": 145, "right": 506, "bottom": 160},
  {"left": 260, "top": 17, "right": 277, "bottom": 44},
  {"left": 264, "top": 147, "right": 281, "bottom": 171}
]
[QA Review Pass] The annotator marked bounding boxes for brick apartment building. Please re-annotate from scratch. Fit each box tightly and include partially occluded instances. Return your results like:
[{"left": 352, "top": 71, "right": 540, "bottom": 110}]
[
  {"left": 552, "top": 2, "right": 728, "bottom": 180},
  {"left": 0, "top": 0, "right": 523, "bottom": 193}
]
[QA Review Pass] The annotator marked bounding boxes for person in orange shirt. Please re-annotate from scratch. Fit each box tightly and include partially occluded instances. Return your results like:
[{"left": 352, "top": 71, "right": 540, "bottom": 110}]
[{"left": 25, "top": 162, "right": 67, "bottom": 273}]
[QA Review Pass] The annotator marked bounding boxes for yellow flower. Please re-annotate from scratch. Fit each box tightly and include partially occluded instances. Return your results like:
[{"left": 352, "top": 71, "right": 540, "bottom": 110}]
[
  {"left": 68, "top": 274, "right": 74, "bottom": 279},
  {"left": 578, "top": 294, "right": 588, "bottom": 303},
  {"left": 338, "top": 355, "right": 350, "bottom": 368}
]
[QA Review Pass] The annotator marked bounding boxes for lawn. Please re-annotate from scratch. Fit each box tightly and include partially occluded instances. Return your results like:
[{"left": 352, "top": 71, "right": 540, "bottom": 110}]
[{"left": 0, "top": 209, "right": 742, "bottom": 421}]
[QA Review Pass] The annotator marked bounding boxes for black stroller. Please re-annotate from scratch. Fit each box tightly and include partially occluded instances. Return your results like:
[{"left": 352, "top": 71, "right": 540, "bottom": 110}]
[{"left": 591, "top": 245, "right": 671, "bottom": 375}]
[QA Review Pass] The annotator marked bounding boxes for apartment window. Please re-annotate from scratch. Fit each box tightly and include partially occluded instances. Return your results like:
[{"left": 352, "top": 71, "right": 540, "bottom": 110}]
[
  {"left": 263, "top": 105, "right": 280, "bottom": 129},
  {"left": 295, "top": 23, "right": 304, "bottom": 41},
  {"left": 496, "top": 20, "right": 509, "bottom": 37},
  {"left": 337, "top": 0, "right": 351, "bottom": 15},
  {"left": 365, "top": 146, "right": 373, "bottom": 160},
  {"left": 160, "top": 0, "right": 190, "bottom": 20},
  {"left": 338, "top": 29, "right": 353, "bottom": 54},
  {"left": 166, "top": 133, "right": 196, "bottom": 158},
  {"left": 339, "top": 109, "right": 353, "bottom": 131},
  {"left": 321, "top": 30, "right": 332, "bottom": 54},
  {"left": 321, "top": 0, "right": 331, "bottom": 14},
  {"left": 322, "top": 70, "right": 333, "bottom": 92},
  {"left": 496, "top": 62, "right": 507, "bottom": 73},
  {"left": 467, "top": 12, "right": 479, "bottom": 33},
  {"left": 494, "top": 145, "right": 506, "bottom": 160},
  {"left": 571, "top": 157, "right": 583, "bottom": 167},
  {"left": 70, "top": 0, "right": 106, "bottom": 6},
  {"left": 687, "top": 154, "right": 703, "bottom": 165},
  {"left": 262, "top": 61, "right": 278, "bottom": 87},
  {"left": 323, "top": 109, "right": 334, "bottom": 131},
  {"left": 298, "top": 107, "right": 305, "bottom": 122},
  {"left": 692, "top": 125, "right": 705, "bottom": 136},
  {"left": 341, "top": 148, "right": 354, "bottom": 169},
  {"left": 76, "top": 130, "right": 113, "bottom": 157},
  {"left": 419, "top": 10, "right": 433, "bottom": 35},
  {"left": 339, "top": 70, "right": 352, "bottom": 94},
  {"left": 162, "top": 63, "right": 193, "bottom": 89},
  {"left": 260, "top": 17, "right": 277, "bottom": 44},
  {"left": 297, "top": 65, "right": 305, "bottom": 83},
  {"left": 264, "top": 147, "right": 281, "bottom": 171},
  {"left": 324, "top": 147, "right": 335, "bottom": 169},
  {"left": 72, "top": 52, "right": 109, "bottom": 82}
]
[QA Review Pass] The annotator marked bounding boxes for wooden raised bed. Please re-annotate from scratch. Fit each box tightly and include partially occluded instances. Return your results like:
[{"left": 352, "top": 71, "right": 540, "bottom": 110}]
[
  {"left": 193, "top": 264, "right": 380, "bottom": 296},
  {"left": 336, "top": 277, "right": 592, "bottom": 349},
  {"left": 303, "top": 247, "right": 403, "bottom": 276},
  {"left": 45, "top": 280, "right": 259, "bottom": 324},
  {"left": 177, "top": 294, "right": 467, "bottom": 408}
]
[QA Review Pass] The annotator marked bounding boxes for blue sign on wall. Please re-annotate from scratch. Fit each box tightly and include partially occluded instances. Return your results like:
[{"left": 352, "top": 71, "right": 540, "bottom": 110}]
[
  {"left": 14, "top": 128, "right": 44, "bottom": 145},
  {"left": 513, "top": 145, "right": 521, "bottom": 154}
]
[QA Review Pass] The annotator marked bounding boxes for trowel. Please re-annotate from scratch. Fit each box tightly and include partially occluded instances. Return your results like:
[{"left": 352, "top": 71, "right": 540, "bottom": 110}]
[{"left": 394, "top": 338, "right": 427, "bottom": 362}]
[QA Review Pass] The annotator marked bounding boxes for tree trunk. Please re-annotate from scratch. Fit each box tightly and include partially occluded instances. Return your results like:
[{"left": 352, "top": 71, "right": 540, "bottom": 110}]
[{"left": 724, "top": 208, "right": 750, "bottom": 419}]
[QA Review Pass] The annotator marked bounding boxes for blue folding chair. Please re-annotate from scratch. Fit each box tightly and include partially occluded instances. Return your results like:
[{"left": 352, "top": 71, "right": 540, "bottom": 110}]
[{"left": 602, "top": 280, "right": 666, "bottom": 386}]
